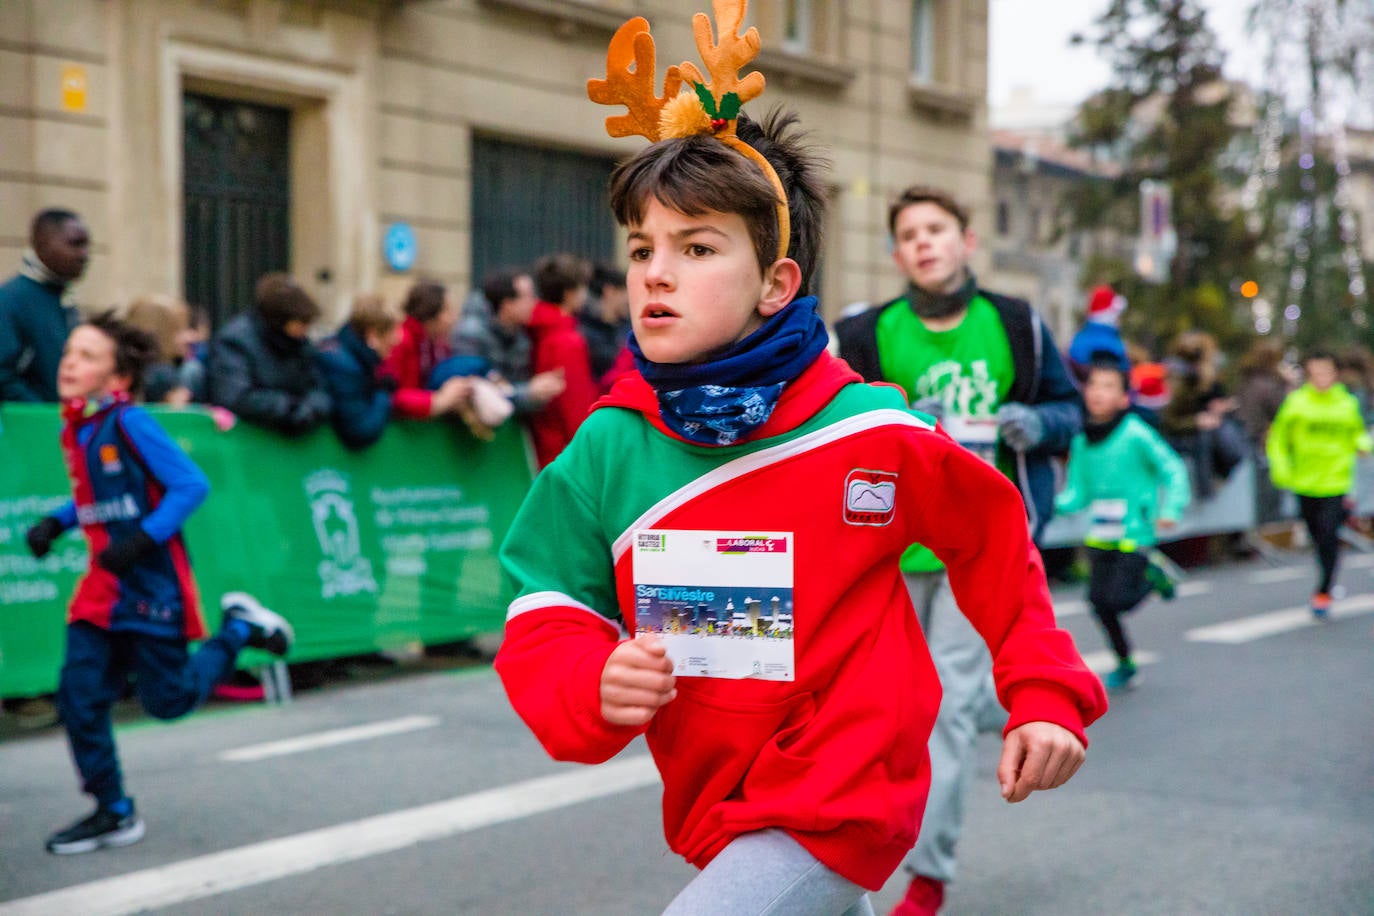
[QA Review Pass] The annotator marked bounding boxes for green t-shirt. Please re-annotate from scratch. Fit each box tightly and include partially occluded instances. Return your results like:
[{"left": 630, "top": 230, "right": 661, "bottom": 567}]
[{"left": 876, "top": 294, "right": 1015, "bottom": 571}]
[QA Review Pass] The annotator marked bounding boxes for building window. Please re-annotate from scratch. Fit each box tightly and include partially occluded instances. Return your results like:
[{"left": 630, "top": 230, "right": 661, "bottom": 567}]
[
  {"left": 782, "top": 0, "right": 812, "bottom": 53},
  {"left": 996, "top": 201, "right": 1011, "bottom": 237},
  {"left": 911, "top": 0, "right": 935, "bottom": 84}
]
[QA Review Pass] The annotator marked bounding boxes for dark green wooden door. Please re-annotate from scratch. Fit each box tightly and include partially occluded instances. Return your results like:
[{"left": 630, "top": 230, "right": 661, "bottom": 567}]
[
  {"left": 470, "top": 136, "right": 616, "bottom": 283},
  {"left": 183, "top": 93, "right": 291, "bottom": 331}
]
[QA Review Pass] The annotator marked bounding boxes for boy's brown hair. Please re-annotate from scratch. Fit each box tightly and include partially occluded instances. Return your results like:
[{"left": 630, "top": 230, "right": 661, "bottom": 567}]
[
  {"left": 124, "top": 294, "right": 189, "bottom": 364},
  {"left": 348, "top": 293, "right": 400, "bottom": 340},
  {"left": 403, "top": 281, "right": 448, "bottom": 322},
  {"left": 888, "top": 185, "right": 971, "bottom": 235},
  {"left": 608, "top": 109, "right": 829, "bottom": 297},
  {"left": 533, "top": 253, "right": 592, "bottom": 306},
  {"left": 84, "top": 311, "right": 160, "bottom": 396},
  {"left": 254, "top": 273, "right": 320, "bottom": 329}
]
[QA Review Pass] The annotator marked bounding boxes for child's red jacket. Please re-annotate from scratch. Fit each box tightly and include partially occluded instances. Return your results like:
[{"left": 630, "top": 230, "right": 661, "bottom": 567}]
[{"left": 495, "top": 352, "right": 1106, "bottom": 891}]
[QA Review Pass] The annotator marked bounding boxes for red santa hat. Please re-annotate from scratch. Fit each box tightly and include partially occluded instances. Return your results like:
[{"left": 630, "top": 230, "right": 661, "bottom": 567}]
[
  {"left": 1131, "top": 362, "right": 1170, "bottom": 410},
  {"left": 1086, "top": 285, "right": 1127, "bottom": 324}
]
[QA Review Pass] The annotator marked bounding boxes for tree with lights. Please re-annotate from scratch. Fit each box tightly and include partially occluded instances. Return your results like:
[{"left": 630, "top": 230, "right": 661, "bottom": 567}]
[
  {"left": 1066, "top": 0, "right": 1262, "bottom": 353},
  {"left": 1242, "top": 0, "right": 1373, "bottom": 350}
]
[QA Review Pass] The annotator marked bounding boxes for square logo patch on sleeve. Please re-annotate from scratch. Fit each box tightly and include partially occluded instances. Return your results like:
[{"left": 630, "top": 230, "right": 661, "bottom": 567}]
[{"left": 844, "top": 469, "right": 898, "bottom": 526}]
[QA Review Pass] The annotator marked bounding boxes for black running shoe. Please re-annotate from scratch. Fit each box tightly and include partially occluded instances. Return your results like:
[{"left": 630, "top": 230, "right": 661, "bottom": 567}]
[
  {"left": 221, "top": 592, "right": 295, "bottom": 656},
  {"left": 45, "top": 804, "right": 145, "bottom": 855}
]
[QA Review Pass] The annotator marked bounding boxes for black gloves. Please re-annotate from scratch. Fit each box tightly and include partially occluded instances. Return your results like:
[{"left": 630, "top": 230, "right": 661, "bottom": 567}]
[
  {"left": 97, "top": 529, "right": 158, "bottom": 576},
  {"left": 25, "top": 516, "right": 66, "bottom": 558}
]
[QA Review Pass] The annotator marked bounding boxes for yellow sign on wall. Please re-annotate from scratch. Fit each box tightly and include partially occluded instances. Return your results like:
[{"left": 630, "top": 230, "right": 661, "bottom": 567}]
[{"left": 60, "top": 63, "right": 88, "bottom": 113}]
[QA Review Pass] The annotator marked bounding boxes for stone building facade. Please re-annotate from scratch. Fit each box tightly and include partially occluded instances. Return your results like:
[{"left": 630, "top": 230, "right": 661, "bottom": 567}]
[{"left": 1, "top": 0, "right": 991, "bottom": 328}]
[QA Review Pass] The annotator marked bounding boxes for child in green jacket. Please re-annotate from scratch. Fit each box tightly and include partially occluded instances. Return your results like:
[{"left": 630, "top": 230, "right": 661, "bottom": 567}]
[
  {"left": 1267, "top": 350, "right": 1373, "bottom": 618},
  {"left": 1056, "top": 360, "right": 1191, "bottom": 689}
]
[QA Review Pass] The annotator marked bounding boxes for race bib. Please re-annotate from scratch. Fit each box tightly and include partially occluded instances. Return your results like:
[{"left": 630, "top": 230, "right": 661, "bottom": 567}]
[
  {"left": 1088, "top": 499, "right": 1129, "bottom": 542},
  {"left": 632, "top": 529, "right": 795, "bottom": 681},
  {"left": 940, "top": 414, "right": 1000, "bottom": 467}
]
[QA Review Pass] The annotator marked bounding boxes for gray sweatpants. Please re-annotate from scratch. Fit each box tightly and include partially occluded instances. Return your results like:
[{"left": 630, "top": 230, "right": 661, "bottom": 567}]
[
  {"left": 663, "top": 829, "right": 875, "bottom": 916},
  {"left": 901, "top": 571, "right": 1007, "bottom": 885}
]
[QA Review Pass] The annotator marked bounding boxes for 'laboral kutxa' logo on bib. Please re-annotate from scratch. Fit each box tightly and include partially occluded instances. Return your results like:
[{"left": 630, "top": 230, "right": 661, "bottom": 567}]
[{"left": 844, "top": 469, "right": 898, "bottom": 526}]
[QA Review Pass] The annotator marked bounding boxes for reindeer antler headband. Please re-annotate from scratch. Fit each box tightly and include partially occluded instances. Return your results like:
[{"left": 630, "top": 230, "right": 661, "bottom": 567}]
[{"left": 587, "top": 0, "right": 791, "bottom": 261}]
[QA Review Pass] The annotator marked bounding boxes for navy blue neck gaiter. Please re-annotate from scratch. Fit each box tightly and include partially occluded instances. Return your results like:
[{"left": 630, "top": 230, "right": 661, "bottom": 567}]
[{"left": 628, "top": 295, "right": 829, "bottom": 446}]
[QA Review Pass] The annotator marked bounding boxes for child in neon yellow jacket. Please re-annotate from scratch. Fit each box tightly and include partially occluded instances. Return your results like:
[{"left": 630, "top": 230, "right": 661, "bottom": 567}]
[{"left": 1267, "top": 349, "right": 1372, "bottom": 617}]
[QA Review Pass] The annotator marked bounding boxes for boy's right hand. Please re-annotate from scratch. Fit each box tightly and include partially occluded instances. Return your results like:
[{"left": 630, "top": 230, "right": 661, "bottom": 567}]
[
  {"left": 25, "top": 517, "right": 65, "bottom": 558},
  {"left": 430, "top": 377, "right": 473, "bottom": 416},
  {"left": 527, "top": 369, "right": 566, "bottom": 407},
  {"left": 600, "top": 634, "right": 677, "bottom": 727}
]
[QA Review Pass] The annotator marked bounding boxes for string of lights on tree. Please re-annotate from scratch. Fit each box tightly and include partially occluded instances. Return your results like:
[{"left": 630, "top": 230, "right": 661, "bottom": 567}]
[{"left": 1246, "top": 0, "right": 1372, "bottom": 340}]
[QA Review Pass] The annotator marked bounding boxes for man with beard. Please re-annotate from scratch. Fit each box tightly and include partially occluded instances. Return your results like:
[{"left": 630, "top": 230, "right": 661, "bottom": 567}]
[{"left": 836, "top": 185, "right": 1082, "bottom": 916}]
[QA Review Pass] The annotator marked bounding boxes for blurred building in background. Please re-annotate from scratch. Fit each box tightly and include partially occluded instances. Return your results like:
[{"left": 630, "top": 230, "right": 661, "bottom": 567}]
[
  {"left": 986, "top": 129, "right": 1123, "bottom": 342},
  {"left": 0, "top": 0, "right": 994, "bottom": 328}
]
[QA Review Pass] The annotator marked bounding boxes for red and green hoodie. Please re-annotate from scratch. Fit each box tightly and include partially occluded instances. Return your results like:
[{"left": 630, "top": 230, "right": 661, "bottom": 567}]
[{"left": 495, "top": 351, "right": 1106, "bottom": 891}]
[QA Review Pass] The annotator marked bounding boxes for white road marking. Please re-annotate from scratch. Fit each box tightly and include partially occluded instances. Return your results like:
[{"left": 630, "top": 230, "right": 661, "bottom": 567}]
[
  {"left": 1343, "top": 552, "right": 1374, "bottom": 568},
  {"left": 1250, "top": 567, "right": 1307, "bottom": 584},
  {"left": 217, "top": 715, "right": 440, "bottom": 763},
  {"left": 1178, "top": 581, "right": 1211, "bottom": 599},
  {"left": 1080, "top": 650, "right": 1160, "bottom": 674},
  {"left": 1185, "top": 593, "right": 1374, "bottom": 644},
  {"left": 1055, "top": 599, "right": 1087, "bottom": 618},
  {"left": 0, "top": 755, "right": 660, "bottom": 916}
]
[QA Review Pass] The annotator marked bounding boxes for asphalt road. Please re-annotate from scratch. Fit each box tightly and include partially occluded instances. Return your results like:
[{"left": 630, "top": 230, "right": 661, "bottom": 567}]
[{"left": 1, "top": 551, "right": 1372, "bottom": 915}]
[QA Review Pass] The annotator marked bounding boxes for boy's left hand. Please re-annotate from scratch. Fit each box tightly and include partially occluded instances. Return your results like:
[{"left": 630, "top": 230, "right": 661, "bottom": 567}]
[
  {"left": 97, "top": 530, "right": 158, "bottom": 575},
  {"left": 997, "top": 721, "right": 1085, "bottom": 803},
  {"left": 1157, "top": 518, "right": 1178, "bottom": 533}
]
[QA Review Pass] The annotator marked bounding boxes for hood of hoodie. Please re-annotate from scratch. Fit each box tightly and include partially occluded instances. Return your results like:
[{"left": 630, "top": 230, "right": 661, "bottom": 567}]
[
  {"left": 528, "top": 300, "right": 574, "bottom": 338},
  {"left": 594, "top": 350, "right": 863, "bottom": 445}
]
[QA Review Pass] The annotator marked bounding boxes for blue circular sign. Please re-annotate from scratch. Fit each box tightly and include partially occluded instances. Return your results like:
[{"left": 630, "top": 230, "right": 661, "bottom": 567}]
[{"left": 383, "top": 222, "right": 417, "bottom": 272}]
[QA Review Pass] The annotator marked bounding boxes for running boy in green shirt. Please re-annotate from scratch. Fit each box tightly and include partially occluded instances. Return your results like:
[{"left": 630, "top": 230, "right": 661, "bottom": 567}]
[{"left": 1055, "top": 359, "right": 1190, "bottom": 690}]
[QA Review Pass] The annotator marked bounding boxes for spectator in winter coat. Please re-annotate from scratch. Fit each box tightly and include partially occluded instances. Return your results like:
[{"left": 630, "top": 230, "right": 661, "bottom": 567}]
[
  {"left": 528, "top": 253, "right": 599, "bottom": 467},
  {"left": 124, "top": 295, "right": 206, "bottom": 405},
  {"left": 383, "top": 281, "right": 457, "bottom": 396},
  {"left": 1067, "top": 284, "right": 1129, "bottom": 381},
  {"left": 1233, "top": 340, "right": 1290, "bottom": 448},
  {"left": 206, "top": 273, "right": 331, "bottom": 436},
  {"left": 0, "top": 208, "right": 89, "bottom": 401},
  {"left": 578, "top": 263, "right": 631, "bottom": 382},
  {"left": 452, "top": 267, "right": 566, "bottom": 416},
  {"left": 315, "top": 294, "right": 473, "bottom": 449}
]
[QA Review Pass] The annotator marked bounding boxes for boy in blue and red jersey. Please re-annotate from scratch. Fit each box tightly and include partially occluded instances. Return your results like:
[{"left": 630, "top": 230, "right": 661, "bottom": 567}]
[{"left": 25, "top": 313, "right": 293, "bottom": 855}]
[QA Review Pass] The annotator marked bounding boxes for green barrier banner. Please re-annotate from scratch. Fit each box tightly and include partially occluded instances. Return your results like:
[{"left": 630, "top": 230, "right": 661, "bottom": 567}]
[{"left": 0, "top": 404, "right": 532, "bottom": 697}]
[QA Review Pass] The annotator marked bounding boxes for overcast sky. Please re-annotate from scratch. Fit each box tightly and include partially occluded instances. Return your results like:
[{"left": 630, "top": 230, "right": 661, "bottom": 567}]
[{"left": 989, "top": 0, "right": 1264, "bottom": 108}]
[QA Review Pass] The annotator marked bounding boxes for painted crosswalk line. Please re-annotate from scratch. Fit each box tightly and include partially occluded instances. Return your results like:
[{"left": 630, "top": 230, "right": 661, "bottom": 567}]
[
  {"left": 0, "top": 755, "right": 661, "bottom": 916},
  {"left": 1250, "top": 566, "right": 1307, "bottom": 584},
  {"left": 1185, "top": 593, "right": 1374, "bottom": 644},
  {"left": 217, "top": 715, "right": 440, "bottom": 763}
]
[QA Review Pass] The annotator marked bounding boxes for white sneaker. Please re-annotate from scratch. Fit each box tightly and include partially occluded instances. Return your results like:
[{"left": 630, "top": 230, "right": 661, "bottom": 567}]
[{"left": 221, "top": 592, "right": 294, "bottom": 656}]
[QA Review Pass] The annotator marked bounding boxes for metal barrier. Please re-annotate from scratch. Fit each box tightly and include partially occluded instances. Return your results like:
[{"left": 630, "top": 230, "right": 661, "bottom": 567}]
[{"left": 1040, "top": 459, "right": 1260, "bottom": 550}]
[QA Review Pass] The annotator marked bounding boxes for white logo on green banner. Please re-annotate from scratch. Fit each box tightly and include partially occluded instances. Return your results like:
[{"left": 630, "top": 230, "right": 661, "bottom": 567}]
[{"left": 305, "top": 470, "right": 378, "bottom": 598}]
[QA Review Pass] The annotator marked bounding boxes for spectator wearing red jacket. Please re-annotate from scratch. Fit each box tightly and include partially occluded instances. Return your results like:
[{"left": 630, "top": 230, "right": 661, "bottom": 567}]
[
  {"left": 382, "top": 281, "right": 463, "bottom": 417},
  {"left": 528, "top": 254, "right": 598, "bottom": 467}
]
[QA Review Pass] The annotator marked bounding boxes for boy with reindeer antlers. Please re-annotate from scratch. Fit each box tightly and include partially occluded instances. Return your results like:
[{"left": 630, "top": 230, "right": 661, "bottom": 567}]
[{"left": 493, "top": 3, "right": 1107, "bottom": 912}]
